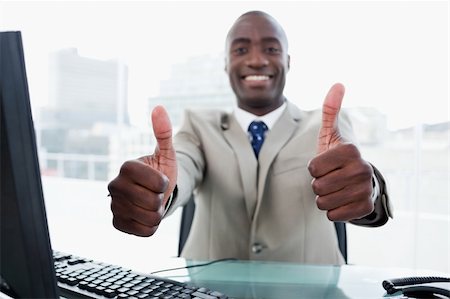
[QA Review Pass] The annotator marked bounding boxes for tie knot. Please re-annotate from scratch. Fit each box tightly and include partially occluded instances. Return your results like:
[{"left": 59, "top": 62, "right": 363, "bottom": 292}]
[
  {"left": 248, "top": 121, "right": 268, "bottom": 135},
  {"left": 248, "top": 121, "right": 268, "bottom": 158}
]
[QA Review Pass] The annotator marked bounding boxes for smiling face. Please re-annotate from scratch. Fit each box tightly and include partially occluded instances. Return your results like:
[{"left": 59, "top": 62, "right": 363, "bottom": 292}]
[{"left": 225, "top": 12, "right": 290, "bottom": 116}]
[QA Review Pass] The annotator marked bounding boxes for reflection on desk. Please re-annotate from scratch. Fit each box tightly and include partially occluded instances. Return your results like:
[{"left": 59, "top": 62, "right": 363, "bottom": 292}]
[{"left": 157, "top": 259, "right": 446, "bottom": 299}]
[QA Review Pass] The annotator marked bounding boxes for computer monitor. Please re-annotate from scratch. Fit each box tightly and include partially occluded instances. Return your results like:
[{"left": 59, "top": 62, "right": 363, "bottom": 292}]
[{"left": 0, "top": 31, "right": 59, "bottom": 298}]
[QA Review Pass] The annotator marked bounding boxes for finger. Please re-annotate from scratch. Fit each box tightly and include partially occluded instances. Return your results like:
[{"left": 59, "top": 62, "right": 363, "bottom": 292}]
[
  {"left": 324, "top": 198, "right": 374, "bottom": 222},
  {"left": 109, "top": 180, "right": 164, "bottom": 212},
  {"left": 315, "top": 183, "right": 372, "bottom": 211},
  {"left": 317, "top": 83, "right": 345, "bottom": 153},
  {"left": 117, "top": 160, "right": 169, "bottom": 193},
  {"left": 308, "top": 143, "right": 360, "bottom": 178},
  {"left": 152, "top": 105, "right": 173, "bottom": 152},
  {"left": 111, "top": 198, "right": 164, "bottom": 227},
  {"left": 112, "top": 216, "right": 160, "bottom": 237},
  {"left": 311, "top": 163, "right": 372, "bottom": 197},
  {"left": 311, "top": 168, "right": 346, "bottom": 196}
]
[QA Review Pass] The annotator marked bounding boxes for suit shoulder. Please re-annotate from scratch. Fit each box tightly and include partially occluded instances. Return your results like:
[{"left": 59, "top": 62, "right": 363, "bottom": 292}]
[{"left": 183, "top": 108, "right": 230, "bottom": 126}]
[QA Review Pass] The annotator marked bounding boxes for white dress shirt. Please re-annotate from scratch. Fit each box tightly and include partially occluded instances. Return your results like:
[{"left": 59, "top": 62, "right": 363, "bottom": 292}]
[{"left": 234, "top": 102, "right": 287, "bottom": 133}]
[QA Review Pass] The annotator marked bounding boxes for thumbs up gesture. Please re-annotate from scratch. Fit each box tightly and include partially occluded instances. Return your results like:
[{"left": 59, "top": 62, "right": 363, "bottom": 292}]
[
  {"left": 308, "top": 83, "right": 375, "bottom": 222},
  {"left": 108, "top": 106, "right": 177, "bottom": 236}
]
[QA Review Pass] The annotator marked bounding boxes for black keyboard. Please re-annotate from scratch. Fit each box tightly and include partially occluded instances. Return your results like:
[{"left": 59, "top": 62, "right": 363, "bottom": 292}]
[{"left": 53, "top": 251, "right": 229, "bottom": 299}]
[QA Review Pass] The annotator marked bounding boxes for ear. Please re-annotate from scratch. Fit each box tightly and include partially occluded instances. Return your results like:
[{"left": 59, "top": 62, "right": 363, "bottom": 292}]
[
  {"left": 287, "top": 54, "right": 291, "bottom": 71},
  {"left": 224, "top": 56, "right": 229, "bottom": 73}
]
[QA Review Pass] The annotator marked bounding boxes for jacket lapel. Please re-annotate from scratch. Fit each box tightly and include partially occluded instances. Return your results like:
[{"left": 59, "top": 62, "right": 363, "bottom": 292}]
[
  {"left": 221, "top": 112, "right": 258, "bottom": 220},
  {"left": 256, "top": 102, "right": 303, "bottom": 209}
]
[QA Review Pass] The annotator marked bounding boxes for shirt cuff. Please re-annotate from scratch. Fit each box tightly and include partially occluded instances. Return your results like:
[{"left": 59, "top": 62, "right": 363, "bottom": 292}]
[
  {"left": 371, "top": 173, "right": 380, "bottom": 203},
  {"left": 163, "top": 185, "right": 178, "bottom": 217}
]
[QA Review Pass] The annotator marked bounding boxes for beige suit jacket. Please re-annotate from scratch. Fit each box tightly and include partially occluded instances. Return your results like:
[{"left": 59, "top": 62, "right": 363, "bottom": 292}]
[{"left": 167, "top": 101, "right": 391, "bottom": 265}]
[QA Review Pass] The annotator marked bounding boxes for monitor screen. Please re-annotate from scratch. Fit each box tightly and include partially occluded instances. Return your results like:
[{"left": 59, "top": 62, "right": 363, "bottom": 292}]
[{"left": 0, "top": 31, "right": 59, "bottom": 298}]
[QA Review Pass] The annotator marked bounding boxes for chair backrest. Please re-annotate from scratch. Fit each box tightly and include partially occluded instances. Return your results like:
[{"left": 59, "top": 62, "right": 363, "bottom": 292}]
[{"left": 178, "top": 196, "right": 347, "bottom": 263}]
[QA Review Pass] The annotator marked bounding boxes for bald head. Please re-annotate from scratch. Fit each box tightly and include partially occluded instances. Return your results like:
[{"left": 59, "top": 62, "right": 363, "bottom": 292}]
[{"left": 226, "top": 11, "right": 289, "bottom": 54}]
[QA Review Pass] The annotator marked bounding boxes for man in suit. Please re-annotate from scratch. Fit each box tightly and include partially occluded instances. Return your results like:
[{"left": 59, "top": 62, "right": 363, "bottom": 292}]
[{"left": 108, "top": 11, "right": 392, "bottom": 264}]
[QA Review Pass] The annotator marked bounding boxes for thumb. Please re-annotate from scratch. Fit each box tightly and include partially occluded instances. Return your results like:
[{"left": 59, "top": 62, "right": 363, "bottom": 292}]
[
  {"left": 151, "top": 105, "right": 173, "bottom": 152},
  {"left": 317, "top": 83, "right": 345, "bottom": 154},
  {"left": 150, "top": 105, "right": 177, "bottom": 203}
]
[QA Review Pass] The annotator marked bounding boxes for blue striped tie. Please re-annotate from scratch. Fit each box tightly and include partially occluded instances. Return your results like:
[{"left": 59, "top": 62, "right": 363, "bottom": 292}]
[{"left": 248, "top": 121, "right": 268, "bottom": 158}]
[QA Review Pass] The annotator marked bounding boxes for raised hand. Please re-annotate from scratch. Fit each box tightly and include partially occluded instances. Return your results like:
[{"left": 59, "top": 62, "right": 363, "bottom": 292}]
[
  {"left": 108, "top": 106, "right": 177, "bottom": 236},
  {"left": 308, "top": 83, "right": 374, "bottom": 222}
]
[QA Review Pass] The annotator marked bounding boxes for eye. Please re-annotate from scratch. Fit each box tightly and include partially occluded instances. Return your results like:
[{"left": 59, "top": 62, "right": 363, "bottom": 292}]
[
  {"left": 233, "top": 47, "right": 248, "bottom": 55},
  {"left": 265, "top": 47, "right": 281, "bottom": 54}
]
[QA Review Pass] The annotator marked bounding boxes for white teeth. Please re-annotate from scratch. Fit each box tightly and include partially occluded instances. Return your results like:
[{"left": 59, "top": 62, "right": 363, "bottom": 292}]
[{"left": 245, "top": 75, "right": 269, "bottom": 81}]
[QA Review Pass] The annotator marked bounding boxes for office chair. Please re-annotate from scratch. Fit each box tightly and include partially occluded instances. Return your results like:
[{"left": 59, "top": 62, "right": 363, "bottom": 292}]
[{"left": 178, "top": 196, "right": 348, "bottom": 263}]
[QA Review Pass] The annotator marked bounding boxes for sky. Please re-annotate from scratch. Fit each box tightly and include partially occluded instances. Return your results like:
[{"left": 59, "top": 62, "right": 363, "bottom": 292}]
[{"left": 0, "top": 1, "right": 448, "bottom": 130}]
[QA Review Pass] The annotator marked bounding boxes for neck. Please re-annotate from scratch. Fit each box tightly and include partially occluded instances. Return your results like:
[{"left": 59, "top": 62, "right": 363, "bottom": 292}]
[{"left": 238, "top": 97, "right": 286, "bottom": 116}]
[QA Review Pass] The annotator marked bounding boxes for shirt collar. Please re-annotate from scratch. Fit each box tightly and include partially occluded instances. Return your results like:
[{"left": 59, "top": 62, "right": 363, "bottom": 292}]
[{"left": 234, "top": 102, "right": 287, "bottom": 132}]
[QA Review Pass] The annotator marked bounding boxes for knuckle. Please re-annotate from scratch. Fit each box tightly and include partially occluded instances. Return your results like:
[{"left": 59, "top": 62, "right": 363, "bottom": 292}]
[
  {"left": 107, "top": 178, "right": 119, "bottom": 194},
  {"left": 307, "top": 160, "right": 316, "bottom": 176},
  {"left": 120, "top": 160, "right": 136, "bottom": 176},
  {"left": 341, "top": 143, "right": 361, "bottom": 159},
  {"left": 311, "top": 179, "right": 322, "bottom": 195},
  {"left": 145, "top": 226, "right": 158, "bottom": 237},
  {"left": 112, "top": 217, "right": 129, "bottom": 234},
  {"left": 110, "top": 200, "right": 117, "bottom": 213},
  {"left": 326, "top": 211, "right": 336, "bottom": 221},
  {"left": 110, "top": 197, "right": 125, "bottom": 214},
  {"left": 364, "top": 200, "right": 375, "bottom": 214},
  {"left": 316, "top": 196, "right": 326, "bottom": 210},
  {"left": 151, "top": 212, "right": 163, "bottom": 227},
  {"left": 344, "top": 142, "right": 358, "bottom": 153},
  {"left": 155, "top": 174, "right": 169, "bottom": 192},
  {"left": 151, "top": 194, "right": 164, "bottom": 210},
  {"left": 112, "top": 217, "right": 121, "bottom": 230},
  {"left": 360, "top": 162, "right": 373, "bottom": 178},
  {"left": 356, "top": 200, "right": 374, "bottom": 218},
  {"left": 355, "top": 185, "right": 372, "bottom": 199}
]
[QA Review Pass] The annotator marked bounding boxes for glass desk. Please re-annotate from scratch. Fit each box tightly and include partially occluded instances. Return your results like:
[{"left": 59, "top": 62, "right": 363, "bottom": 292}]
[{"left": 154, "top": 259, "right": 447, "bottom": 299}]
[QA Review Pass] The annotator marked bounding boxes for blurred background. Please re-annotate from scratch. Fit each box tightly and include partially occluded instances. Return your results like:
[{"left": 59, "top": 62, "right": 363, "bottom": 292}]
[{"left": 1, "top": 1, "right": 448, "bottom": 273}]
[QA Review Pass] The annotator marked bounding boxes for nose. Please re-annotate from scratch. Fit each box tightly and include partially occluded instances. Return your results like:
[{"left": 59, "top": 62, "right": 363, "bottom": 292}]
[{"left": 246, "top": 49, "right": 269, "bottom": 68}]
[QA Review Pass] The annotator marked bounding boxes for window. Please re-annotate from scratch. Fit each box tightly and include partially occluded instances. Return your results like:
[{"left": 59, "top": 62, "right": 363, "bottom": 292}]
[{"left": 1, "top": 1, "right": 448, "bottom": 272}]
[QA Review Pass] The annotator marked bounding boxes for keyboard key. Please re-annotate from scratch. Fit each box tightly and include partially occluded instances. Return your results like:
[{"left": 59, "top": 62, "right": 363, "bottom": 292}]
[
  {"left": 153, "top": 280, "right": 165, "bottom": 286},
  {"left": 208, "top": 290, "right": 228, "bottom": 298},
  {"left": 103, "top": 289, "right": 117, "bottom": 298},
  {"left": 117, "top": 286, "right": 130, "bottom": 293},
  {"left": 100, "top": 281, "right": 112, "bottom": 287},
  {"left": 136, "top": 282, "right": 151, "bottom": 288},
  {"left": 149, "top": 291, "right": 163, "bottom": 297},
  {"left": 136, "top": 275, "right": 147, "bottom": 280},
  {"left": 93, "top": 285, "right": 106, "bottom": 295},
  {"left": 197, "top": 287, "right": 209, "bottom": 293},
  {"left": 67, "top": 258, "right": 85, "bottom": 265},
  {"left": 127, "top": 290, "right": 139, "bottom": 296},
  {"left": 66, "top": 277, "right": 78, "bottom": 286},
  {"left": 109, "top": 284, "right": 122, "bottom": 290},
  {"left": 192, "top": 291, "right": 221, "bottom": 299},
  {"left": 167, "top": 290, "right": 180, "bottom": 296},
  {"left": 182, "top": 288, "right": 195, "bottom": 294},
  {"left": 132, "top": 285, "right": 146, "bottom": 291}
]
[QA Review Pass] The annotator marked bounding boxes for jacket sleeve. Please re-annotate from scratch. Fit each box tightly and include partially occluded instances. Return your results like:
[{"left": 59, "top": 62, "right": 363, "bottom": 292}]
[
  {"left": 350, "top": 164, "right": 393, "bottom": 227},
  {"left": 163, "top": 110, "right": 206, "bottom": 217}
]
